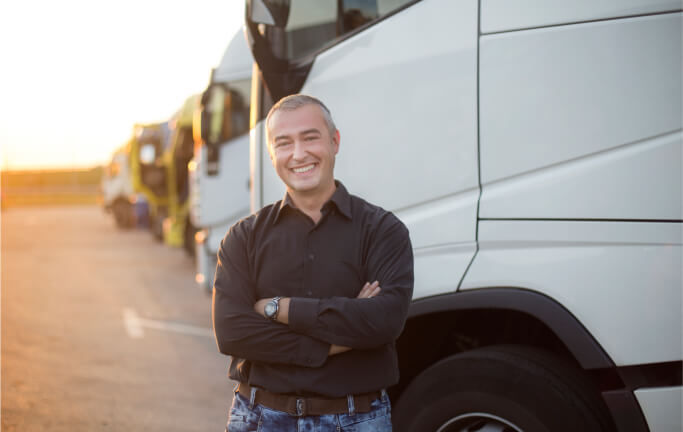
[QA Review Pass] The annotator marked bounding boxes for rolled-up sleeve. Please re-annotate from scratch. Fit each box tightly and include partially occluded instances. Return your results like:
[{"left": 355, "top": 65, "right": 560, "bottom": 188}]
[
  {"left": 288, "top": 216, "right": 413, "bottom": 349},
  {"left": 212, "top": 221, "right": 330, "bottom": 367}
]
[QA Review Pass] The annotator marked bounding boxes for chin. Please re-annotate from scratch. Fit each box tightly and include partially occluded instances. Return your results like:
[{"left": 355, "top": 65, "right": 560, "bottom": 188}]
[
  {"left": 289, "top": 183, "right": 319, "bottom": 194},
  {"left": 285, "top": 176, "right": 319, "bottom": 191}
]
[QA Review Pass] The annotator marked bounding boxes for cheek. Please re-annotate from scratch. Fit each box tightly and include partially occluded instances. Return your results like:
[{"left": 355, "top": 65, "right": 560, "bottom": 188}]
[{"left": 271, "top": 150, "right": 284, "bottom": 166}]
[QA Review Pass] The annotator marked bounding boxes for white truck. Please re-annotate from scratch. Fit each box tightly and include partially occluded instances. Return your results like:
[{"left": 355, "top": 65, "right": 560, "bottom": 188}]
[
  {"left": 245, "top": 1, "right": 682, "bottom": 431},
  {"left": 190, "top": 30, "right": 253, "bottom": 293},
  {"left": 100, "top": 146, "right": 136, "bottom": 228}
]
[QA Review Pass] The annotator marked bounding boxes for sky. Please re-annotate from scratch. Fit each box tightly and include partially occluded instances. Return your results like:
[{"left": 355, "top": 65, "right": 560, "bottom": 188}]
[{"left": 0, "top": 0, "right": 245, "bottom": 171}]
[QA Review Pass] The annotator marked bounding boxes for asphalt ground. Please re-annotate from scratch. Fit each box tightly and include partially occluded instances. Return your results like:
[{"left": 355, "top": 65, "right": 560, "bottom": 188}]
[{"left": 2, "top": 206, "right": 235, "bottom": 431}]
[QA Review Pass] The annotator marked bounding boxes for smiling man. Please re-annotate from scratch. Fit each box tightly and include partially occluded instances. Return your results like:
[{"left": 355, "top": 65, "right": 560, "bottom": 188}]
[{"left": 212, "top": 94, "right": 414, "bottom": 432}]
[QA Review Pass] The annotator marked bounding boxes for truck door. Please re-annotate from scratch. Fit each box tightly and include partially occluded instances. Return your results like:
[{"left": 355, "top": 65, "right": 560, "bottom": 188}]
[{"left": 247, "top": 0, "right": 480, "bottom": 298}]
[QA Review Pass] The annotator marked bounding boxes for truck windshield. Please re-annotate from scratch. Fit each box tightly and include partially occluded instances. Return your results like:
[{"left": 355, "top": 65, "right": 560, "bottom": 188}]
[
  {"left": 202, "top": 79, "right": 251, "bottom": 146},
  {"left": 246, "top": 0, "right": 416, "bottom": 98}
]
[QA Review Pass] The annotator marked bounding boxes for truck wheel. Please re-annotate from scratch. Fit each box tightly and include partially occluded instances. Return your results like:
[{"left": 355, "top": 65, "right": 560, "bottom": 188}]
[
  {"left": 183, "top": 221, "right": 196, "bottom": 259},
  {"left": 150, "top": 211, "right": 164, "bottom": 242},
  {"left": 112, "top": 199, "right": 133, "bottom": 229},
  {"left": 393, "top": 345, "right": 614, "bottom": 432}
]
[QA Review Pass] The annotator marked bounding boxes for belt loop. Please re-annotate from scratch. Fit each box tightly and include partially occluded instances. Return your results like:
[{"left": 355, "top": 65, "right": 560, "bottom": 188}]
[
  {"left": 249, "top": 386, "right": 257, "bottom": 410},
  {"left": 381, "top": 389, "right": 389, "bottom": 403},
  {"left": 296, "top": 398, "right": 306, "bottom": 417},
  {"left": 346, "top": 395, "right": 355, "bottom": 417}
]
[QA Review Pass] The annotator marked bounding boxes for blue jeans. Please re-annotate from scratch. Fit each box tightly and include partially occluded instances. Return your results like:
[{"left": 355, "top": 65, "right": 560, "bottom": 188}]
[{"left": 225, "top": 388, "right": 392, "bottom": 432}]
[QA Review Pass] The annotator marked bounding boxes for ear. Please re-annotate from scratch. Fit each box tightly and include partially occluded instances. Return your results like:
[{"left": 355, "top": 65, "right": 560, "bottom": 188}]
[
  {"left": 267, "top": 142, "right": 275, "bottom": 163},
  {"left": 332, "top": 129, "right": 340, "bottom": 155}
]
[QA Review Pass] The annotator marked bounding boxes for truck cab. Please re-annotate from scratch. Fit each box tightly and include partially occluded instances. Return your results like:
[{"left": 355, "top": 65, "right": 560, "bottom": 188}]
[
  {"left": 245, "top": 1, "right": 682, "bottom": 431},
  {"left": 130, "top": 121, "right": 170, "bottom": 240},
  {"left": 190, "top": 30, "right": 252, "bottom": 293},
  {"left": 100, "top": 145, "right": 136, "bottom": 228}
]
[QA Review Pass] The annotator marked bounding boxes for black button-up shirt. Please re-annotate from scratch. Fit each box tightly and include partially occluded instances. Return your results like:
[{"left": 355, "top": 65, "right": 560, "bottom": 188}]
[{"left": 212, "top": 182, "right": 414, "bottom": 397}]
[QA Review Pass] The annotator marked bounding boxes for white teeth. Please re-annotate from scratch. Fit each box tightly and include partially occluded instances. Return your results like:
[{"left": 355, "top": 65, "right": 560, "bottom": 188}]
[{"left": 293, "top": 164, "right": 315, "bottom": 173}]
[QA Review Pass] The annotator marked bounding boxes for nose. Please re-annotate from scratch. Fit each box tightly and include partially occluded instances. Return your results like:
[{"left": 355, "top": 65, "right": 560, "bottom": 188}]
[{"left": 292, "top": 139, "right": 307, "bottom": 161}]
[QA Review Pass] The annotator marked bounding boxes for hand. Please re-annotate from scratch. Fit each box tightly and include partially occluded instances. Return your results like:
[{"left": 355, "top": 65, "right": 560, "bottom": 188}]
[
  {"left": 330, "top": 281, "right": 381, "bottom": 356},
  {"left": 357, "top": 281, "right": 381, "bottom": 299},
  {"left": 329, "top": 344, "right": 351, "bottom": 355}
]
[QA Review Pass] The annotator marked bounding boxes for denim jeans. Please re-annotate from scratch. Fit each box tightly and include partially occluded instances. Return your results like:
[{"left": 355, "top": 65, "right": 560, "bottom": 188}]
[{"left": 225, "top": 388, "right": 392, "bottom": 432}]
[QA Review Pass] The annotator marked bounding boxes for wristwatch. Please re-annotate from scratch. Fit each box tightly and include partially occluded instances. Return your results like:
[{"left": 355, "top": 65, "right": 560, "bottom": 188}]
[{"left": 264, "top": 296, "right": 282, "bottom": 321}]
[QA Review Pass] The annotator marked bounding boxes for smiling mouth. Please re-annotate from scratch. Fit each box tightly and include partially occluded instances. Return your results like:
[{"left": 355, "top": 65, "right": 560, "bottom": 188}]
[{"left": 292, "top": 164, "right": 315, "bottom": 173}]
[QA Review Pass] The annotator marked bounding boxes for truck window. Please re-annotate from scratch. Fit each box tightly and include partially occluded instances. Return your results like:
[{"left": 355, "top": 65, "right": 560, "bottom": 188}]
[{"left": 250, "top": 0, "right": 417, "bottom": 62}]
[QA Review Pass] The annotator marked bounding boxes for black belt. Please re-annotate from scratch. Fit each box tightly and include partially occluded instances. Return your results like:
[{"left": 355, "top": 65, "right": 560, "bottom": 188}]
[{"left": 237, "top": 383, "right": 382, "bottom": 416}]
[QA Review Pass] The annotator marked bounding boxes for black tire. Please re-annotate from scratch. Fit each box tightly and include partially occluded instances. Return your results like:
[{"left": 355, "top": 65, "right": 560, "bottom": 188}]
[
  {"left": 150, "top": 209, "right": 165, "bottom": 242},
  {"left": 112, "top": 199, "right": 134, "bottom": 229},
  {"left": 393, "top": 345, "right": 614, "bottom": 432},
  {"left": 183, "top": 221, "right": 196, "bottom": 259}
]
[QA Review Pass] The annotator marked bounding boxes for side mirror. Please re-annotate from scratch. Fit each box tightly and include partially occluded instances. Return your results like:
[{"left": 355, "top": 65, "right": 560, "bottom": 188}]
[
  {"left": 208, "top": 86, "right": 227, "bottom": 145},
  {"left": 248, "top": 0, "right": 289, "bottom": 27},
  {"left": 139, "top": 144, "right": 156, "bottom": 165}
]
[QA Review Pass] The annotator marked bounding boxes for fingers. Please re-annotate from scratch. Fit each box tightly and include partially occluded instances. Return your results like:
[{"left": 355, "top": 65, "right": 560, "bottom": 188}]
[
  {"left": 357, "top": 281, "right": 381, "bottom": 298},
  {"left": 357, "top": 283, "right": 369, "bottom": 298}
]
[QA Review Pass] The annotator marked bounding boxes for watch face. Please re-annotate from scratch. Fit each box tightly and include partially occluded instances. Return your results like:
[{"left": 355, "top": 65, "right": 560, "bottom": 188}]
[{"left": 265, "top": 302, "right": 276, "bottom": 318}]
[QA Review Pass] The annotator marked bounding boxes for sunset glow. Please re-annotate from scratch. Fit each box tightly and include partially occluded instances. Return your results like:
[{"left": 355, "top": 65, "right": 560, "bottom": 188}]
[{"left": 0, "top": 0, "right": 245, "bottom": 170}]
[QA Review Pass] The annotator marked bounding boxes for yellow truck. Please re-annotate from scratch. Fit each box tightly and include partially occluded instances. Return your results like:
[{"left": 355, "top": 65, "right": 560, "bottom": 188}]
[{"left": 130, "top": 94, "right": 199, "bottom": 254}]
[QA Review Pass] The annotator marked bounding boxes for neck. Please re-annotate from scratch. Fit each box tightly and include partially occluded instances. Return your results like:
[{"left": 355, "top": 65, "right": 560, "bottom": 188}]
[{"left": 289, "top": 182, "right": 336, "bottom": 224}]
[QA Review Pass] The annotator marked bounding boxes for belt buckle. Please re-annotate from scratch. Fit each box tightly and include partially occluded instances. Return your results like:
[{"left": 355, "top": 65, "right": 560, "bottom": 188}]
[{"left": 295, "top": 398, "right": 307, "bottom": 417}]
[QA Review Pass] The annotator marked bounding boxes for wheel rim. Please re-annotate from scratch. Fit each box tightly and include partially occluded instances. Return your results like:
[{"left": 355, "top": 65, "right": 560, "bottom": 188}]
[{"left": 436, "top": 413, "right": 524, "bottom": 432}]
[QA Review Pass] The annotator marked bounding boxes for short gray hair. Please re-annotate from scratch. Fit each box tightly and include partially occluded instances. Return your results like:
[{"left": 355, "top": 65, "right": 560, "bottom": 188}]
[{"left": 265, "top": 94, "right": 337, "bottom": 146}]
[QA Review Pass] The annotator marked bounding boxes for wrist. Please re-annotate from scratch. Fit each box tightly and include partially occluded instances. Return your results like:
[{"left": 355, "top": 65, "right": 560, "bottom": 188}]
[
  {"left": 264, "top": 296, "right": 282, "bottom": 320},
  {"left": 277, "top": 297, "right": 290, "bottom": 324}
]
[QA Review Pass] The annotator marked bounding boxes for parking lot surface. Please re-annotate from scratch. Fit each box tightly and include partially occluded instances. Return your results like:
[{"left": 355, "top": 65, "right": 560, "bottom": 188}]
[{"left": 2, "top": 206, "right": 234, "bottom": 431}]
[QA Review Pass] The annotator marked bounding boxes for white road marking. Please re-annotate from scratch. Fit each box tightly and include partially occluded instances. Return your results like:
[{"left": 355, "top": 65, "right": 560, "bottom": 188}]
[
  {"left": 123, "top": 307, "right": 213, "bottom": 339},
  {"left": 123, "top": 307, "right": 144, "bottom": 338}
]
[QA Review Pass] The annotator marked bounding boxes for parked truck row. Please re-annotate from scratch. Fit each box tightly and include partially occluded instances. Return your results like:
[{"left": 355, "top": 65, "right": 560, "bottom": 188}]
[
  {"left": 100, "top": 31, "right": 252, "bottom": 265},
  {"left": 100, "top": 1, "right": 682, "bottom": 430}
]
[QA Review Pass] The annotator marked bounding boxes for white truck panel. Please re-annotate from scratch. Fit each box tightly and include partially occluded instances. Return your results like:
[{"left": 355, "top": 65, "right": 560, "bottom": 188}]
[
  {"left": 479, "top": 13, "right": 682, "bottom": 186},
  {"left": 635, "top": 386, "right": 683, "bottom": 432},
  {"left": 193, "top": 135, "right": 250, "bottom": 228},
  {"left": 214, "top": 29, "right": 253, "bottom": 83},
  {"left": 481, "top": 0, "right": 681, "bottom": 33},
  {"left": 394, "top": 189, "right": 479, "bottom": 249},
  {"left": 253, "top": 0, "right": 483, "bottom": 302},
  {"left": 480, "top": 131, "right": 682, "bottom": 220},
  {"left": 395, "top": 190, "right": 479, "bottom": 299},
  {"left": 196, "top": 220, "right": 233, "bottom": 291},
  {"left": 297, "top": 0, "right": 479, "bottom": 215},
  {"left": 461, "top": 220, "right": 683, "bottom": 366},
  {"left": 260, "top": 1, "right": 482, "bottom": 296},
  {"left": 413, "top": 242, "right": 477, "bottom": 299}
]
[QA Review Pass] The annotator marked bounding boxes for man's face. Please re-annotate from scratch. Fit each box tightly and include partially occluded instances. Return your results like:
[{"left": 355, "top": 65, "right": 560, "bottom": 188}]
[{"left": 268, "top": 104, "right": 340, "bottom": 198}]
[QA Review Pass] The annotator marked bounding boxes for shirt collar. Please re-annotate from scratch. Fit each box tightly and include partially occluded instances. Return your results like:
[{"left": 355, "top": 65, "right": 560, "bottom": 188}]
[{"left": 273, "top": 180, "right": 352, "bottom": 224}]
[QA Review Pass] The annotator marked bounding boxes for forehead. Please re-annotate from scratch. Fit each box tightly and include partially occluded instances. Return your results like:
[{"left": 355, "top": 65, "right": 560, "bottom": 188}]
[{"left": 269, "top": 104, "right": 327, "bottom": 136}]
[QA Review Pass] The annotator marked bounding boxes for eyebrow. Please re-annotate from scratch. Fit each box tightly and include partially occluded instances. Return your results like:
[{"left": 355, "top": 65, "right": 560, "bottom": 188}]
[{"left": 274, "top": 128, "right": 321, "bottom": 143}]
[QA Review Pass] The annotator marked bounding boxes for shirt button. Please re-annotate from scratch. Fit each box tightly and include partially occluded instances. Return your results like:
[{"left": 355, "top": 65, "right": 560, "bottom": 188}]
[
  {"left": 308, "top": 253, "right": 315, "bottom": 261},
  {"left": 307, "top": 291, "right": 312, "bottom": 296}
]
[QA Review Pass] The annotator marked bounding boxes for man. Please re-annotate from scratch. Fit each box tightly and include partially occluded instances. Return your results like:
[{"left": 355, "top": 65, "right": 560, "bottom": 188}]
[{"left": 212, "top": 94, "right": 413, "bottom": 431}]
